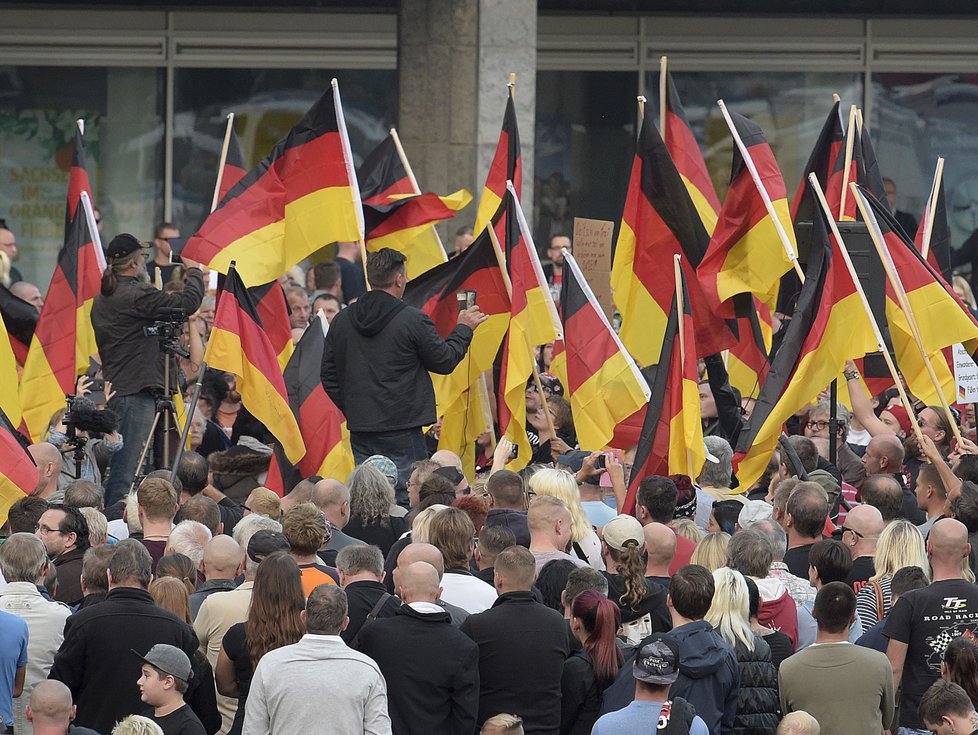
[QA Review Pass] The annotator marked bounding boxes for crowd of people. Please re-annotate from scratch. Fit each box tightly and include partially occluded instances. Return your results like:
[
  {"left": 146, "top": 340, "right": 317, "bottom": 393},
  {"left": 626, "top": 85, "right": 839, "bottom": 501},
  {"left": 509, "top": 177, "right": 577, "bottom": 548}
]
[{"left": 4, "top": 221, "right": 978, "bottom": 735}]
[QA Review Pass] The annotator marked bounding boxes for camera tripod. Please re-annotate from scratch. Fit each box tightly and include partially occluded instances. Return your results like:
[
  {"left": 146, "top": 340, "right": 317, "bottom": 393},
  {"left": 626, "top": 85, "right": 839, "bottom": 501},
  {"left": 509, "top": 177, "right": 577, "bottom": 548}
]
[{"left": 62, "top": 394, "right": 89, "bottom": 481}]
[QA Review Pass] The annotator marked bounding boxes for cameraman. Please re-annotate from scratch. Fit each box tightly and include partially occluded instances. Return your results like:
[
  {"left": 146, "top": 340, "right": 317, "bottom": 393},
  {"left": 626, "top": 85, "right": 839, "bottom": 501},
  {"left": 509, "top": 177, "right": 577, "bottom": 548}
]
[{"left": 92, "top": 233, "right": 204, "bottom": 507}]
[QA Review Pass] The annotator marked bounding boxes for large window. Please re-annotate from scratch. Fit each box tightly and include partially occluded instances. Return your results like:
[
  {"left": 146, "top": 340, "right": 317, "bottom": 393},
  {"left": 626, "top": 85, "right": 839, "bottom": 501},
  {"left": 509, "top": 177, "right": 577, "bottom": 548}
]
[
  {"left": 172, "top": 68, "right": 397, "bottom": 236},
  {"left": 0, "top": 66, "right": 164, "bottom": 286}
]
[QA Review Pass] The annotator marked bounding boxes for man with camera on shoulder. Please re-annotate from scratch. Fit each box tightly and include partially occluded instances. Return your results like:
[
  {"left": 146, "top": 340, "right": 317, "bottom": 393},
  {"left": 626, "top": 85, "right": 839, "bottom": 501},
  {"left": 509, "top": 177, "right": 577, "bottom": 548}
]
[{"left": 92, "top": 233, "right": 204, "bottom": 508}]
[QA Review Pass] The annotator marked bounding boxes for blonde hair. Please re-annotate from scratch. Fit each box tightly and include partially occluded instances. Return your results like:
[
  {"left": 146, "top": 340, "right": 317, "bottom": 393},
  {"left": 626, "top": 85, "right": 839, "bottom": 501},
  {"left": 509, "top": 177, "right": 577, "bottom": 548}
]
[
  {"left": 481, "top": 713, "right": 524, "bottom": 735},
  {"left": 411, "top": 505, "right": 447, "bottom": 544},
  {"left": 528, "top": 468, "right": 591, "bottom": 542},
  {"left": 691, "top": 532, "right": 730, "bottom": 572},
  {"left": 777, "top": 711, "right": 820, "bottom": 735},
  {"left": 954, "top": 275, "right": 977, "bottom": 310},
  {"left": 79, "top": 507, "right": 108, "bottom": 546},
  {"left": 706, "top": 568, "right": 755, "bottom": 652},
  {"left": 871, "top": 520, "right": 928, "bottom": 582},
  {"left": 671, "top": 518, "right": 704, "bottom": 544},
  {"left": 112, "top": 715, "right": 164, "bottom": 735},
  {"left": 0, "top": 251, "right": 9, "bottom": 288}
]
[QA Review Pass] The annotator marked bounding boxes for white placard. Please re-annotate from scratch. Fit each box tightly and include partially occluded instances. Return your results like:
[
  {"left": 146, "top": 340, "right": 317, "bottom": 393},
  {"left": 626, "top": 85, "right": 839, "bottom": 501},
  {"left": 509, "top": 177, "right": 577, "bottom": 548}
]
[{"left": 953, "top": 343, "right": 978, "bottom": 403}]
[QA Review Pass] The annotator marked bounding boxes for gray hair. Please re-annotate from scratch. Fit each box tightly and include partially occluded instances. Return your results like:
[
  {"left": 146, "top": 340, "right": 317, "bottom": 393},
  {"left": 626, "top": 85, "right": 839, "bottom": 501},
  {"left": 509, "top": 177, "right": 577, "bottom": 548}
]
[
  {"left": 79, "top": 507, "right": 109, "bottom": 546},
  {"left": 725, "top": 529, "right": 774, "bottom": 578},
  {"left": 752, "top": 518, "right": 788, "bottom": 561},
  {"left": 0, "top": 532, "right": 47, "bottom": 582},
  {"left": 64, "top": 479, "right": 104, "bottom": 509},
  {"left": 232, "top": 514, "right": 282, "bottom": 574},
  {"left": 166, "top": 520, "right": 212, "bottom": 568},
  {"left": 699, "top": 436, "right": 733, "bottom": 488},
  {"left": 812, "top": 399, "right": 851, "bottom": 425},
  {"left": 305, "top": 584, "right": 348, "bottom": 635},
  {"left": 108, "top": 539, "right": 153, "bottom": 588},
  {"left": 563, "top": 566, "right": 609, "bottom": 605},
  {"left": 348, "top": 464, "right": 395, "bottom": 525},
  {"left": 335, "top": 545, "right": 385, "bottom": 578}
]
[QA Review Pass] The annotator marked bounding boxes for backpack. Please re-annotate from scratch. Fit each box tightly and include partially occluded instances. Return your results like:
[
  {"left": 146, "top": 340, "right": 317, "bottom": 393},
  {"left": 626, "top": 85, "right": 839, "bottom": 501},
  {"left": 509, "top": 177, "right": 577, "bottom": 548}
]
[{"left": 657, "top": 697, "right": 696, "bottom": 734}]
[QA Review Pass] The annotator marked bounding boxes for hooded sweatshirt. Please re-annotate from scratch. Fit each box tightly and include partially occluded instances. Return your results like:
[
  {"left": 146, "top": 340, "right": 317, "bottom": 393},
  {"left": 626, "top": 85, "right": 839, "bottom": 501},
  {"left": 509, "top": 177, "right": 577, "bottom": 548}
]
[
  {"left": 755, "top": 577, "right": 799, "bottom": 650},
  {"left": 321, "top": 290, "right": 473, "bottom": 432},
  {"left": 669, "top": 620, "right": 740, "bottom": 735}
]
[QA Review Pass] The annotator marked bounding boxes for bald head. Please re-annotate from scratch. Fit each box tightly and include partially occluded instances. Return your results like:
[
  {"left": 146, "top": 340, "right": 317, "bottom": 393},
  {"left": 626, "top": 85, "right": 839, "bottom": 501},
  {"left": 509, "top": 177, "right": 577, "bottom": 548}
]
[
  {"left": 869, "top": 434, "right": 905, "bottom": 472},
  {"left": 28, "top": 441, "right": 61, "bottom": 466},
  {"left": 430, "top": 449, "right": 463, "bottom": 471},
  {"left": 527, "top": 495, "right": 570, "bottom": 529},
  {"left": 643, "top": 522, "right": 677, "bottom": 565},
  {"left": 202, "top": 534, "right": 242, "bottom": 577},
  {"left": 313, "top": 478, "right": 349, "bottom": 509},
  {"left": 845, "top": 503, "right": 884, "bottom": 538},
  {"left": 928, "top": 517, "right": 971, "bottom": 565},
  {"left": 397, "top": 542, "right": 445, "bottom": 578},
  {"left": 397, "top": 561, "right": 441, "bottom": 603},
  {"left": 27, "top": 680, "right": 73, "bottom": 726}
]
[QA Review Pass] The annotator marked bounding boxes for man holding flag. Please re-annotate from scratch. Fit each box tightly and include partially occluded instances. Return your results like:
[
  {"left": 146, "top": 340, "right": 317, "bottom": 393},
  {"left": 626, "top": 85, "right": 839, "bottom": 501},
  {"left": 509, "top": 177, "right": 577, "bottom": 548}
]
[{"left": 321, "top": 247, "right": 486, "bottom": 498}]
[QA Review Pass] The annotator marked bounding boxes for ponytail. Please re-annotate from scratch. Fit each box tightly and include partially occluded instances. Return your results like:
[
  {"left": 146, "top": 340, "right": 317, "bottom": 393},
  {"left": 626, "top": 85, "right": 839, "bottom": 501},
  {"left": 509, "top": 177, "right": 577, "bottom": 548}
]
[
  {"left": 611, "top": 541, "right": 647, "bottom": 610},
  {"left": 101, "top": 253, "right": 137, "bottom": 296},
  {"left": 572, "top": 590, "right": 623, "bottom": 684},
  {"left": 944, "top": 637, "right": 978, "bottom": 708}
]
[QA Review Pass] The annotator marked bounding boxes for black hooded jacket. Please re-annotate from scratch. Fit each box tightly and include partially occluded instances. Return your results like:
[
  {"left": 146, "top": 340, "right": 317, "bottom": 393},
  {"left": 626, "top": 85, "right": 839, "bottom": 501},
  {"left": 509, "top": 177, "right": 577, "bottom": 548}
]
[{"left": 321, "top": 290, "right": 473, "bottom": 432}]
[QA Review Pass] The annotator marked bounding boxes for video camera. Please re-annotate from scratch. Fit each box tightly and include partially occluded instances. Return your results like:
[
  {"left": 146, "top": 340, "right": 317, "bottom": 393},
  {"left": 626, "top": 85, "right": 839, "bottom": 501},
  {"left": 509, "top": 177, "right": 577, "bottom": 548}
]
[
  {"left": 143, "top": 307, "right": 188, "bottom": 340},
  {"left": 63, "top": 395, "right": 119, "bottom": 436}
]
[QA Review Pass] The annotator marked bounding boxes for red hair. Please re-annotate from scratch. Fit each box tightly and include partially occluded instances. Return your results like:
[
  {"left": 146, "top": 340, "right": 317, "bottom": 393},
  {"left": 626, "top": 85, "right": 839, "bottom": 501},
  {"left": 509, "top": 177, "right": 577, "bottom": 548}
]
[{"left": 572, "top": 590, "right": 623, "bottom": 684}]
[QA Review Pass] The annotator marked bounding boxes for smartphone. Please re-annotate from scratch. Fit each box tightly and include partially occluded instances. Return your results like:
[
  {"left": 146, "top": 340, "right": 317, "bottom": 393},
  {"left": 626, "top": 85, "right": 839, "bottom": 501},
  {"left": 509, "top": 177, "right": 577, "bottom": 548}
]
[
  {"left": 465, "top": 289, "right": 477, "bottom": 309},
  {"left": 510, "top": 444, "right": 519, "bottom": 460},
  {"left": 456, "top": 292, "right": 468, "bottom": 314},
  {"left": 88, "top": 378, "right": 105, "bottom": 392},
  {"left": 595, "top": 453, "right": 607, "bottom": 470}
]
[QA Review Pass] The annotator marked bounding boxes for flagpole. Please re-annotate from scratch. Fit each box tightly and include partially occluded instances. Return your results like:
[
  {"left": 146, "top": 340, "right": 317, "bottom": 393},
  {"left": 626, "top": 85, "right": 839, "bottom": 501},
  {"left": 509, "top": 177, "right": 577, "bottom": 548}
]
[
  {"left": 210, "top": 113, "right": 235, "bottom": 213},
  {"left": 488, "top": 225, "right": 558, "bottom": 443},
  {"left": 637, "top": 96, "right": 646, "bottom": 128},
  {"left": 659, "top": 56, "right": 668, "bottom": 135},
  {"left": 807, "top": 173, "right": 925, "bottom": 447},
  {"left": 390, "top": 126, "right": 449, "bottom": 260},
  {"left": 850, "top": 182, "right": 964, "bottom": 445},
  {"left": 838, "top": 105, "right": 857, "bottom": 219},
  {"left": 921, "top": 157, "right": 945, "bottom": 261},
  {"left": 673, "top": 254, "right": 694, "bottom": 474},
  {"left": 717, "top": 100, "right": 805, "bottom": 283},
  {"left": 331, "top": 78, "right": 371, "bottom": 290}
]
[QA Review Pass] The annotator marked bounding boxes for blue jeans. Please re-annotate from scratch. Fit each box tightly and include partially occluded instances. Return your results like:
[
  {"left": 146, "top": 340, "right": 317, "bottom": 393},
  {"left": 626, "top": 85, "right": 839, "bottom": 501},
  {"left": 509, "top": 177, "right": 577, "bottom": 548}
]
[
  {"left": 104, "top": 392, "right": 157, "bottom": 506},
  {"left": 350, "top": 428, "right": 427, "bottom": 508}
]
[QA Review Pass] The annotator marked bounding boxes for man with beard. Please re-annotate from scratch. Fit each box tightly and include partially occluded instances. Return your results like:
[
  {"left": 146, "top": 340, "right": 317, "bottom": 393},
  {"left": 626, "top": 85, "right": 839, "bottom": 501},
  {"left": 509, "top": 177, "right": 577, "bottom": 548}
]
[{"left": 92, "top": 234, "right": 204, "bottom": 507}]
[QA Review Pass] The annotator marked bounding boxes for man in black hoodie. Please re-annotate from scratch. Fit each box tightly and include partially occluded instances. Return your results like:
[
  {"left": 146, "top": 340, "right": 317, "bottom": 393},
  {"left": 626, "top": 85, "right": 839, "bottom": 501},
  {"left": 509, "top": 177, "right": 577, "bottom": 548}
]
[{"left": 321, "top": 248, "right": 486, "bottom": 498}]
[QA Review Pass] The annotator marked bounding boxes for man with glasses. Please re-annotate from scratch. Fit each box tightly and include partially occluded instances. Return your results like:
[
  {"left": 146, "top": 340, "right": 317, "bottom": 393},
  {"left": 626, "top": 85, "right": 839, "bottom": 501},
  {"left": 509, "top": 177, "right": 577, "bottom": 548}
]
[
  {"left": 840, "top": 503, "right": 884, "bottom": 592},
  {"left": 146, "top": 221, "right": 182, "bottom": 286},
  {"left": 542, "top": 234, "right": 570, "bottom": 301},
  {"left": 804, "top": 399, "right": 866, "bottom": 489},
  {"left": 34, "top": 504, "right": 90, "bottom": 606}
]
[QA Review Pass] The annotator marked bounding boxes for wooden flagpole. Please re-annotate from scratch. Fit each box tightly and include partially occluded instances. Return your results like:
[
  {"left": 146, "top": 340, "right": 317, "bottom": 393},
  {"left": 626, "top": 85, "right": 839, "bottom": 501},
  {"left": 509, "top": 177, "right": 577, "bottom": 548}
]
[
  {"left": 850, "top": 182, "right": 964, "bottom": 445},
  {"left": 331, "top": 78, "right": 370, "bottom": 289},
  {"left": 389, "top": 126, "right": 449, "bottom": 260},
  {"left": 921, "top": 157, "right": 945, "bottom": 261},
  {"left": 210, "top": 113, "right": 235, "bottom": 214},
  {"left": 673, "top": 253, "right": 695, "bottom": 473},
  {"left": 832, "top": 93, "right": 841, "bottom": 104},
  {"left": 838, "top": 105, "right": 858, "bottom": 219},
  {"left": 808, "top": 173, "right": 925, "bottom": 447},
  {"left": 717, "top": 99, "right": 805, "bottom": 282},
  {"left": 637, "top": 95, "right": 646, "bottom": 129},
  {"left": 659, "top": 56, "right": 668, "bottom": 135}
]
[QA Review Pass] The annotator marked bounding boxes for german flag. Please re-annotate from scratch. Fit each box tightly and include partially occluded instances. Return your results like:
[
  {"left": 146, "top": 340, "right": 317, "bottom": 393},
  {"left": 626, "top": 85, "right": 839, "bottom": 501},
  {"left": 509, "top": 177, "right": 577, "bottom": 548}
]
[
  {"left": 183, "top": 80, "right": 362, "bottom": 286},
  {"left": 20, "top": 130, "right": 102, "bottom": 441},
  {"left": 251, "top": 282, "right": 294, "bottom": 371},
  {"left": 558, "top": 250, "right": 649, "bottom": 450},
  {"left": 0, "top": 309, "right": 23, "bottom": 429},
  {"left": 623, "top": 267, "right": 704, "bottom": 515},
  {"left": 402, "top": 228, "right": 511, "bottom": 470},
  {"left": 498, "top": 183, "right": 561, "bottom": 469},
  {"left": 915, "top": 174, "right": 952, "bottom": 281},
  {"left": 727, "top": 295, "right": 773, "bottom": 401},
  {"left": 216, "top": 125, "right": 248, "bottom": 204},
  {"left": 611, "top": 109, "right": 735, "bottom": 366},
  {"left": 0, "top": 284, "right": 37, "bottom": 367},
  {"left": 790, "top": 101, "right": 845, "bottom": 223},
  {"left": 734, "top": 207, "right": 876, "bottom": 489},
  {"left": 359, "top": 133, "right": 415, "bottom": 205},
  {"left": 698, "top": 112, "right": 797, "bottom": 317},
  {"left": 473, "top": 88, "right": 521, "bottom": 239},
  {"left": 205, "top": 265, "right": 304, "bottom": 463},
  {"left": 0, "top": 406, "right": 36, "bottom": 527},
  {"left": 661, "top": 72, "right": 721, "bottom": 234},
  {"left": 856, "top": 185, "right": 978, "bottom": 404},
  {"left": 858, "top": 123, "right": 888, "bottom": 207}
]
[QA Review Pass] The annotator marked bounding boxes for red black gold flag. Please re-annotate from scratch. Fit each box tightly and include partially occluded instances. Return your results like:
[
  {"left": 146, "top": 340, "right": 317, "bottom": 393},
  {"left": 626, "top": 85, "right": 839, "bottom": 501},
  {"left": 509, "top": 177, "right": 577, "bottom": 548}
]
[
  {"left": 359, "top": 133, "right": 414, "bottom": 206},
  {"left": 623, "top": 266, "right": 704, "bottom": 515},
  {"left": 611, "top": 109, "right": 735, "bottom": 366},
  {"left": 20, "top": 130, "right": 101, "bottom": 441},
  {"left": 661, "top": 71, "right": 721, "bottom": 234},
  {"left": 698, "top": 111, "right": 796, "bottom": 317},
  {"left": 558, "top": 251, "right": 649, "bottom": 450},
  {"left": 915, "top": 175, "right": 952, "bottom": 282},
  {"left": 402, "top": 228, "right": 511, "bottom": 467},
  {"left": 205, "top": 266, "right": 304, "bottom": 463},
  {"left": 0, "top": 284, "right": 38, "bottom": 367},
  {"left": 474, "top": 89, "right": 521, "bottom": 240},
  {"left": 217, "top": 125, "right": 248, "bottom": 204},
  {"left": 734, "top": 207, "right": 875, "bottom": 489},
  {"left": 0, "top": 406, "right": 37, "bottom": 527},
  {"left": 727, "top": 295, "right": 773, "bottom": 401},
  {"left": 184, "top": 81, "right": 362, "bottom": 286},
  {"left": 251, "top": 282, "right": 294, "bottom": 371},
  {"left": 0, "top": 309, "right": 23, "bottom": 428}
]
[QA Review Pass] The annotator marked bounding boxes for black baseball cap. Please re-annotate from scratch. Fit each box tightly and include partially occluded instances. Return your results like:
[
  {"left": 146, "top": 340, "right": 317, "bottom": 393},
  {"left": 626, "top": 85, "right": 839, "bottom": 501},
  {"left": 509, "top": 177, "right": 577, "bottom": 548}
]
[
  {"left": 633, "top": 634, "right": 681, "bottom": 685},
  {"left": 105, "top": 233, "right": 150, "bottom": 259},
  {"left": 247, "top": 530, "right": 290, "bottom": 563}
]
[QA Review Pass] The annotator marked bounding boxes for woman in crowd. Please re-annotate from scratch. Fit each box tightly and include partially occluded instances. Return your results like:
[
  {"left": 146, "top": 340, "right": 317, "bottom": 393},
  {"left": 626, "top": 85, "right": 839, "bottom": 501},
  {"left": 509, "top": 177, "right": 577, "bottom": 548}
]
[
  {"left": 528, "top": 468, "right": 603, "bottom": 569},
  {"left": 855, "top": 520, "right": 928, "bottom": 628},
  {"left": 745, "top": 576, "right": 792, "bottom": 671},
  {"left": 155, "top": 553, "right": 197, "bottom": 596},
  {"left": 706, "top": 568, "right": 779, "bottom": 735},
  {"left": 560, "top": 590, "right": 622, "bottom": 735},
  {"left": 344, "top": 464, "right": 407, "bottom": 556},
  {"left": 941, "top": 636, "right": 978, "bottom": 709},
  {"left": 216, "top": 552, "right": 306, "bottom": 735},
  {"left": 690, "top": 532, "right": 730, "bottom": 572}
]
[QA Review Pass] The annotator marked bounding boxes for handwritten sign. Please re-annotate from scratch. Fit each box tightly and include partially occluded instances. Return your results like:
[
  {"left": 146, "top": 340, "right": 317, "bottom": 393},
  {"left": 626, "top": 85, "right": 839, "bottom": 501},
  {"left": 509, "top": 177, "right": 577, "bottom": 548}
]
[
  {"left": 571, "top": 217, "right": 615, "bottom": 320},
  {"left": 954, "top": 343, "right": 978, "bottom": 403}
]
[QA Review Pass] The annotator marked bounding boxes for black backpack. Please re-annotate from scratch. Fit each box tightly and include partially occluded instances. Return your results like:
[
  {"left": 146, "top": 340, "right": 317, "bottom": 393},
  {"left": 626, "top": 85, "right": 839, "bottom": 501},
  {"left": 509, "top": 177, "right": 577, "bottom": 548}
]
[{"left": 656, "top": 697, "right": 696, "bottom": 735}]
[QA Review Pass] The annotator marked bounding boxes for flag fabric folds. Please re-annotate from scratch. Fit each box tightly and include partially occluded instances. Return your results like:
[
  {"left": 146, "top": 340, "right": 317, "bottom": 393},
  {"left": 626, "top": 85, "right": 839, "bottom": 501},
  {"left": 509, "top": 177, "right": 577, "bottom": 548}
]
[
  {"left": 661, "top": 72, "right": 721, "bottom": 234},
  {"left": 250, "top": 282, "right": 294, "bottom": 371},
  {"left": 623, "top": 267, "right": 705, "bottom": 515},
  {"left": 473, "top": 90, "right": 521, "bottom": 239},
  {"left": 20, "top": 131, "right": 102, "bottom": 441},
  {"left": 698, "top": 112, "right": 796, "bottom": 316},
  {"left": 498, "top": 183, "right": 561, "bottom": 470},
  {"left": 790, "top": 101, "right": 845, "bottom": 223},
  {"left": 0, "top": 284, "right": 38, "bottom": 366},
  {"left": 0, "top": 407, "right": 37, "bottom": 527},
  {"left": 0, "top": 313, "right": 23, "bottom": 429},
  {"left": 558, "top": 251, "right": 650, "bottom": 451},
  {"left": 205, "top": 266, "right": 304, "bottom": 463},
  {"left": 217, "top": 125, "right": 248, "bottom": 203},
  {"left": 727, "top": 296, "right": 773, "bottom": 401},
  {"left": 915, "top": 175, "right": 952, "bottom": 281},
  {"left": 734, "top": 208, "right": 876, "bottom": 490},
  {"left": 611, "top": 109, "right": 735, "bottom": 366},
  {"left": 184, "top": 81, "right": 362, "bottom": 286}
]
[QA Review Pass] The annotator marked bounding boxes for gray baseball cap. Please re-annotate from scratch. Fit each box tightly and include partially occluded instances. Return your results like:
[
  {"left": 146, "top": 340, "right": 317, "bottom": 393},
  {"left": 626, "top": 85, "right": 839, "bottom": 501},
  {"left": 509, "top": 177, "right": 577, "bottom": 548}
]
[{"left": 133, "top": 644, "right": 193, "bottom": 682}]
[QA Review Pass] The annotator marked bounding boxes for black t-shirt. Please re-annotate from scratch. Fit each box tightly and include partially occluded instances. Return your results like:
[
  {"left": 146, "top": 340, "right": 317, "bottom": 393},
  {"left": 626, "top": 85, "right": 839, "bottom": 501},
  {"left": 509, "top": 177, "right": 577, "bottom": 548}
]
[
  {"left": 847, "top": 556, "right": 876, "bottom": 592},
  {"left": 150, "top": 703, "right": 207, "bottom": 735},
  {"left": 884, "top": 579, "right": 978, "bottom": 729},
  {"left": 783, "top": 544, "right": 815, "bottom": 578},
  {"left": 222, "top": 623, "right": 252, "bottom": 735}
]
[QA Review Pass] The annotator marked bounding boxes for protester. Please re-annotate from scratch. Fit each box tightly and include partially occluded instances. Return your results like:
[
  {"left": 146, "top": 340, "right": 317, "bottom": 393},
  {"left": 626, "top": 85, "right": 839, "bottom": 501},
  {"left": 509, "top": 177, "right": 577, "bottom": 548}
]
[
  {"left": 634, "top": 475, "right": 697, "bottom": 573},
  {"left": 134, "top": 644, "right": 207, "bottom": 735},
  {"left": 776, "top": 711, "right": 820, "bottom": 735},
  {"left": 334, "top": 545, "right": 399, "bottom": 645},
  {"left": 642, "top": 522, "right": 675, "bottom": 588},
  {"left": 860, "top": 474, "right": 905, "bottom": 524},
  {"left": 690, "top": 531, "right": 730, "bottom": 572},
  {"left": 526, "top": 495, "right": 588, "bottom": 574},
  {"left": 395, "top": 543, "right": 470, "bottom": 626},
  {"left": 781, "top": 481, "right": 829, "bottom": 578},
  {"left": 312, "top": 478, "right": 365, "bottom": 564},
  {"left": 917, "top": 680, "right": 978, "bottom": 735},
  {"left": 242, "top": 584, "right": 392, "bottom": 734},
  {"left": 483, "top": 470, "right": 530, "bottom": 547},
  {"left": 428, "top": 507, "right": 497, "bottom": 613},
  {"left": 475, "top": 526, "right": 516, "bottom": 585},
  {"left": 79, "top": 544, "right": 115, "bottom": 608},
  {"left": 25, "top": 680, "right": 100, "bottom": 735},
  {"left": 165, "top": 520, "right": 212, "bottom": 570},
  {"left": 189, "top": 536, "right": 241, "bottom": 619},
  {"left": 136, "top": 477, "right": 180, "bottom": 573},
  {"left": 916, "top": 463, "right": 950, "bottom": 536},
  {"left": 941, "top": 636, "right": 978, "bottom": 709},
  {"left": 751, "top": 517, "right": 815, "bottom": 605},
  {"left": 841, "top": 503, "right": 884, "bottom": 589},
  {"left": 797, "top": 538, "right": 864, "bottom": 648},
  {"left": 281, "top": 502, "right": 339, "bottom": 595},
  {"left": 343, "top": 464, "right": 408, "bottom": 556},
  {"left": 855, "top": 519, "right": 928, "bottom": 629},
  {"left": 745, "top": 576, "right": 793, "bottom": 670},
  {"left": 527, "top": 468, "right": 603, "bottom": 569},
  {"left": 856, "top": 565, "right": 929, "bottom": 653}
]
